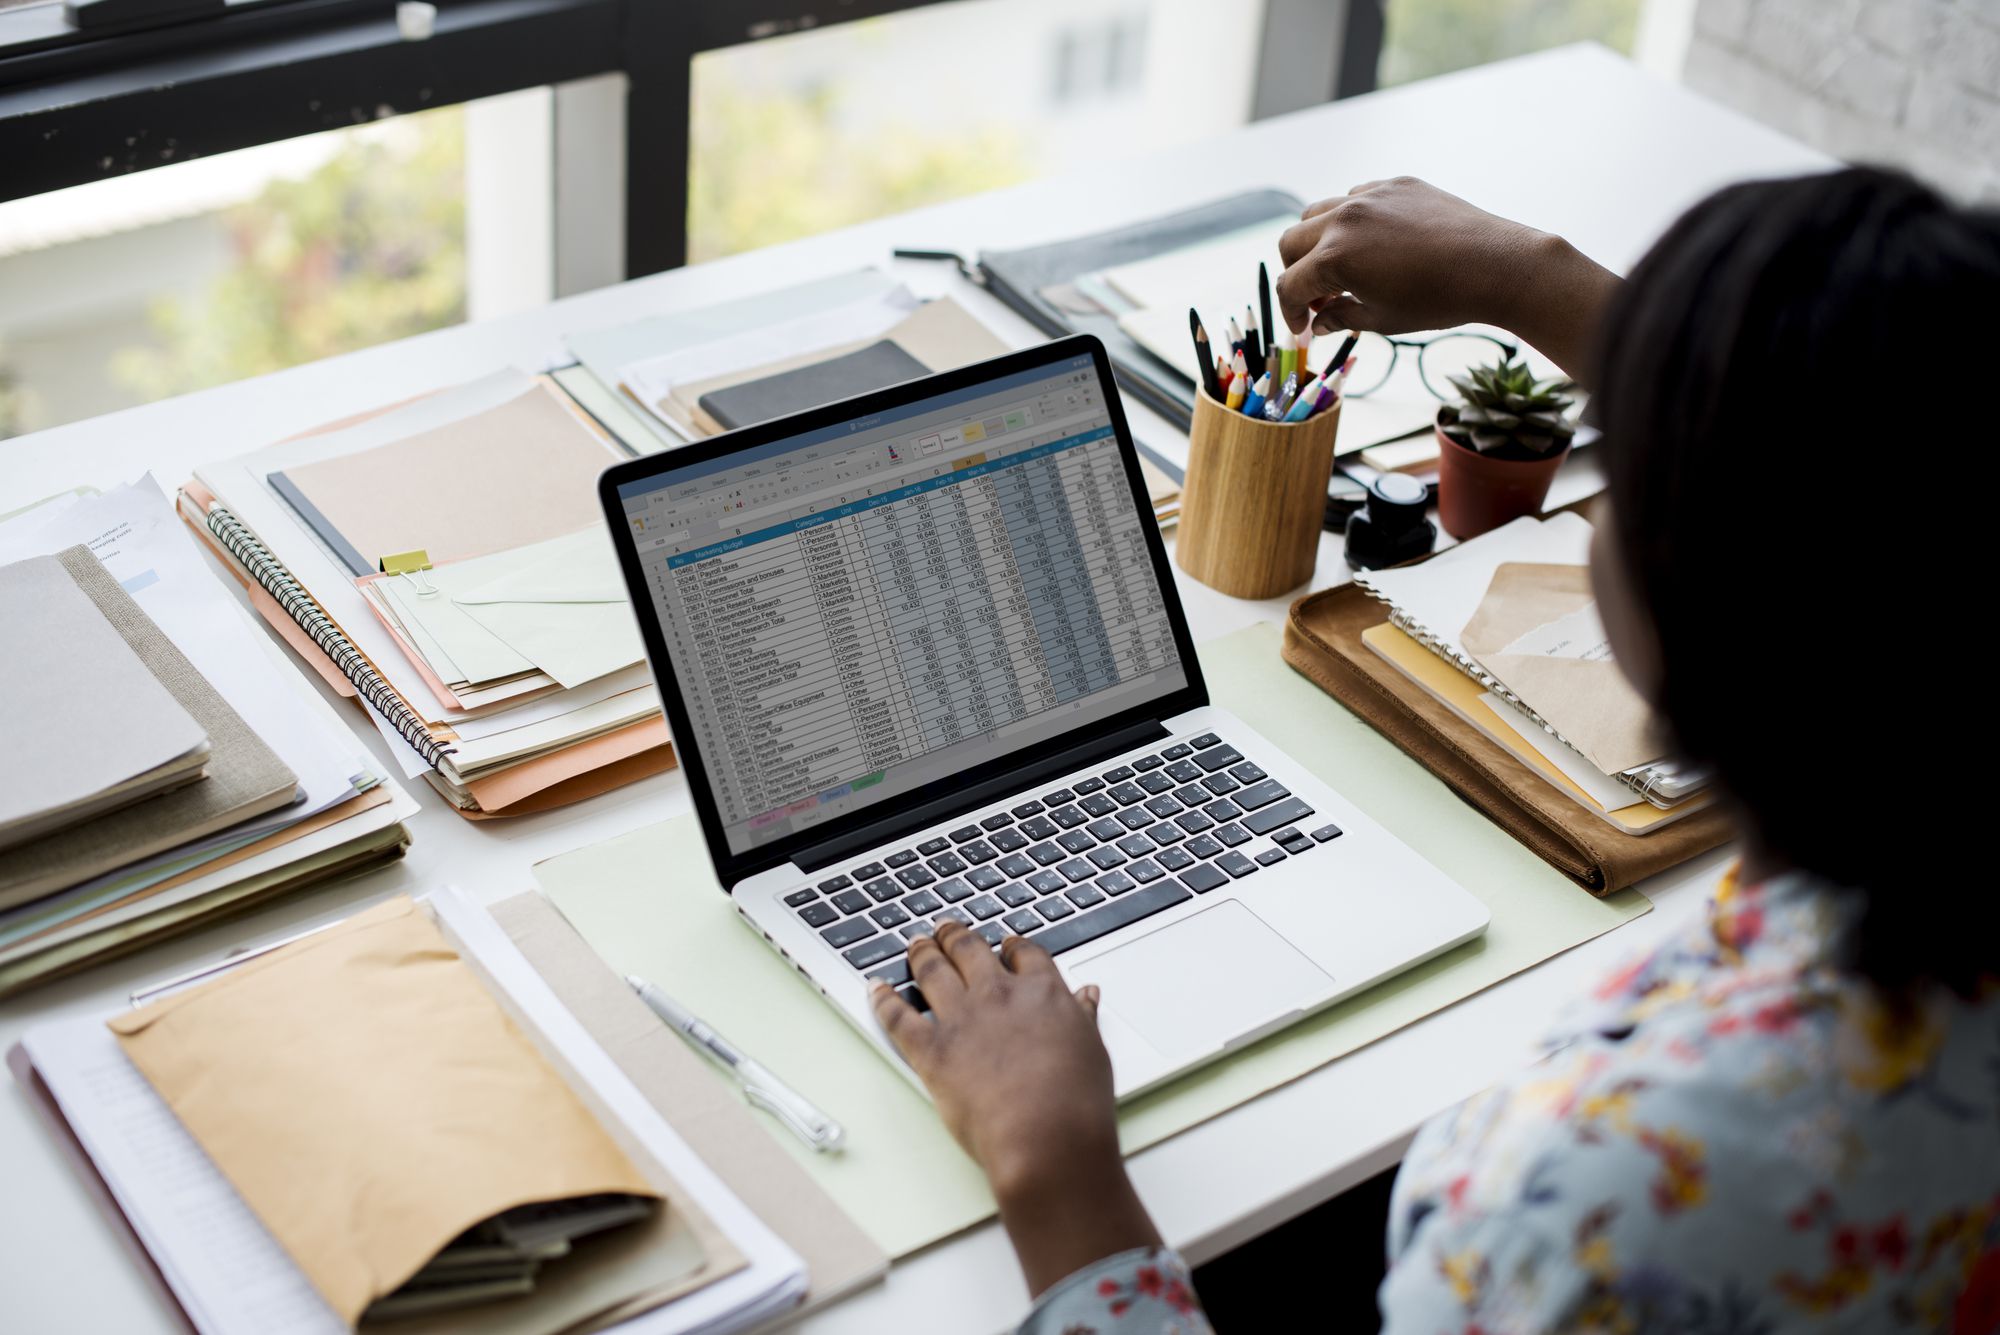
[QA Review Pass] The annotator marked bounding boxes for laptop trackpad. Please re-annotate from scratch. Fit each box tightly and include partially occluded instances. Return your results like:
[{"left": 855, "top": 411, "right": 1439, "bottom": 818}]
[{"left": 1069, "top": 901, "right": 1335, "bottom": 1062}]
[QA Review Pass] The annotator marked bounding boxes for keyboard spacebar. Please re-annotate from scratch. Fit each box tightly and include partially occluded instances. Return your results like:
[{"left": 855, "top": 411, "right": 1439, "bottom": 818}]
[{"left": 1028, "top": 881, "right": 1193, "bottom": 957}]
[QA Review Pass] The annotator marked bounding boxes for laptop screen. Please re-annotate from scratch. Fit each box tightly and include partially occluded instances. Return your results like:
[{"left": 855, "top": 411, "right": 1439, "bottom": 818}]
[{"left": 614, "top": 351, "right": 1189, "bottom": 856}]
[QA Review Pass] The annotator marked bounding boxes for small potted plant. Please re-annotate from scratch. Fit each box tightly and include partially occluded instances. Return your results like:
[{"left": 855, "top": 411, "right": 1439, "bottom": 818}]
[{"left": 1435, "top": 358, "right": 1577, "bottom": 539}]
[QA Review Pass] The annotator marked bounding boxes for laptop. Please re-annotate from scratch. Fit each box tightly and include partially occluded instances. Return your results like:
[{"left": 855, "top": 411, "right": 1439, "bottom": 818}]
[{"left": 600, "top": 335, "right": 1488, "bottom": 1099}]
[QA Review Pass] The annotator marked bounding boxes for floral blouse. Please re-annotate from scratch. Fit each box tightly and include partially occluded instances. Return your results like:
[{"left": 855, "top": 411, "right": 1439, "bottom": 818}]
[{"left": 1018, "top": 871, "right": 2000, "bottom": 1335}]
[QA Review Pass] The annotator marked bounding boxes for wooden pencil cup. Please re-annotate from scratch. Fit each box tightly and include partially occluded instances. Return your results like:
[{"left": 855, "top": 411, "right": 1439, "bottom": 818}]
[{"left": 1175, "top": 388, "right": 1340, "bottom": 599}]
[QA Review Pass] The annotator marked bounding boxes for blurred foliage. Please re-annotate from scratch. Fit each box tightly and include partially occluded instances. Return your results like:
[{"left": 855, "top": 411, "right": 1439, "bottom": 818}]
[
  {"left": 1381, "top": 0, "right": 1640, "bottom": 86},
  {"left": 113, "top": 111, "right": 467, "bottom": 403},
  {"left": 687, "top": 83, "right": 1032, "bottom": 264}
]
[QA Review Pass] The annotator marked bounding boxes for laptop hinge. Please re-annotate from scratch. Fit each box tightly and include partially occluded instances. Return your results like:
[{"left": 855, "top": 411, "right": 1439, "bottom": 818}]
[{"left": 790, "top": 719, "right": 1172, "bottom": 873}]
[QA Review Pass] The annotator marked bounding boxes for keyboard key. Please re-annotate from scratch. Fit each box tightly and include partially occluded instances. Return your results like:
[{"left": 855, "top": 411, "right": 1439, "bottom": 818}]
[
  {"left": 1195, "top": 745, "right": 1243, "bottom": 772},
  {"left": 1275, "top": 842, "right": 1308, "bottom": 860},
  {"left": 1030, "top": 880, "right": 1193, "bottom": 956},
  {"left": 1041, "top": 788, "right": 1076, "bottom": 806},
  {"left": 1030, "top": 840, "right": 1066, "bottom": 866},
  {"left": 1128, "top": 858, "right": 1165, "bottom": 883},
  {"left": 1004, "top": 909, "right": 1044, "bottom": 934},
  {"left": 950, "top": 825, "right": 983, "bottom": 844},
  {"left": 831, "top": 889, "right": 870, "bottom": 914},
  {"left": 1103, "top": 765, "right": 1136, "bottom": 783},
  {"left": 961, "top": 839, "right": 999, "bottom": 864},
  {"left": 1175, "top": 811, "right": 1215, "bottom": 835},
  {"left": 1166, "top": 759, "right": 1202, "bottom": 783},
  {"left": 1066, "top": 883, "right": 1107, "bottom": 909},
  {"left": 1218, "top": 850, "right": 1259, "bottom": 878},
  {"left": 1271, "top": 827, "right": 1302, "bottom": 845},
  {"left": 1057, "top": 829, "right": 1096, "bottom": 854},
  {"left": 1205, "top": 798, "right": 1243, "bottom": 822},
  {"left": 1233, "top": 779, "right": 1291, "bottom": 811},
  {"left": 1244, "top": 797, "right": 1316, "bottom": 836},
  {"left": 1148, "top": 821, "right": 1187, "bottom": 845},
  {"left": 783, "top": 888, "right": 818, "bottom": 907},
  {"left": 1050, "top": 804, "right": 1089, "bottom": 829},
  {"left": 1079, "top": 793, "right": 1118, "bottom": 818},
  {"left": 997, "top": 853, "right": 1036, "bottom": 878},
  {"left": 927, "top": 851, "right": 967, "bottom": 876},
  {"left": 896, "top": 865, "right": 936, "bottom": 889},
  {"left": 868, "top": 958, "right": 912, "bottom": 988},
  {"left": 817, "top": 875, "right": 852, "bottom": 892},
  {"left": 1184, "top": 834, "right": 1224, "bottom": 860},
  {"left": 1020, "top": 815, "right": 1060, "bottom": 840},
  {"left": 1117, "top": 807, "right": 1155, "bottom": 830},
  {"left": 966, "top": 894, "right": 1005, "bottom": 921},
  {"left": 1096, "top": 870, "right": 1136, "bottom": 896},
  {"left": 989, "top": 827, "right": 1030, "bottom": 852},
  {"left": 1116, "top": 832, "right": 1156, "bottom": 857},
  {"left": 1027, "top": 869, "right": 1067, "bottom": 894},
  {"left": 1312, "top": 823, "right": 1345, "bottom": 842},
  {"left": 918, "top": 836, "right": 951, "bottom": 856},
  {"left": 850, "top": 861, "right": 886, "bottom": 881},
  {"left": 886, "top": 850, "right": 919, "bottom": 869},
  {"left": 934, "top": 877, "right": 974, "bottom": 903},
  {"left": 1162, "top": 743, "right": 1193, "bottom": 760},
  {"left": 864, "top": 877, "right": 901, "bottom": 902},
  {"left": 1214, "top": 822, "right": 1251, "bottom": 847},
  {"left": 1229, "top": 761, "right": 1267, "bottom": 784},
  {"left": 1074, "top": 777, "right": 1107, "bottom": 795},
  {"left": 1144, "top": 795, "right": 1183, "bottom": 819},
  {"left": 1086, "top": 845, "right": 1127, "bottom": 870},
  {"left": 1137, "top": 770, "right": 1176, "bottom": 794},
  {"left": 934, "top": 906, "right": 973, "bottom": 928},
  {"left": 1173, "top": 784, "right": 1211, "bottom": 807},
  {"left": 967, "top": 865, "right": 1005, "bottom": 891},
  {"left": 902, "top": 889, "right": 943, "bottom": 915},
  {"left": 1012, "top": 800, "right": 1045, "bottom": 818},
  {"left": 974, "top": 922, "right": 1008, "bottom": 947},
  {"left": 902, "top": 920, "right": 936, "bottom": 941},
  {"left": 843, "top": 933, "right": 906, "bottom": 971},
  {"left": 1057, "top": 858, "right": 1096, "bottom": 883},
  {"left": 981, "top": 812, "right": 1015, "bottom": 831},
  {"left": 1178, "top": 864, "right": 1229, "bottom": 894},
  {"left": 1036, "top": 896, "right": 1076, "bottom": 922},
  {"left": 870, "top": 903, "right": 911, "bottom": 929},
  {"left": 1191, "top": 733, "right": 1221, "bottom": 749},
  {"left": 897, "top": 984, "right": 931, "bottom": 1013},
  {"left": 798, "top": 902, "right": 838, "bottom": 928},
  {"left": 1156, "top": 846, "right": 1195, "bottom": 871},
  {"left": 1108, "top": 782, "right": 1146, "bottom": 806},
  {"left": 821, "top": 918, "right": 875, "bottom": 948},
  {"left": 1133, "top": 754, "right": 1165, "bottom": 771},
  {"left": 999, "top": 882, "right": 1037, "bottom": 908},
  {"left": 1202, "top": 772, "right": 1241, "bottom": 796}
]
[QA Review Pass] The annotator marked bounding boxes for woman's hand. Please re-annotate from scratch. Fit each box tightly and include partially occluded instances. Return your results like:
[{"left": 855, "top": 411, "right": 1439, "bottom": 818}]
[
  {"left": 871, "top": 922, "right": 1163, "bottom": 1295},
  {"left": 1275, "top": 176, "right": 1620, "bottom": 381}
]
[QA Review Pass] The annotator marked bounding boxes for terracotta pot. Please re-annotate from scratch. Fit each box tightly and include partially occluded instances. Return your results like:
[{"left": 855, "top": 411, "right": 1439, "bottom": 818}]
[{"left": 1433, "top": 417, "right": 1571, "bottom": 540}]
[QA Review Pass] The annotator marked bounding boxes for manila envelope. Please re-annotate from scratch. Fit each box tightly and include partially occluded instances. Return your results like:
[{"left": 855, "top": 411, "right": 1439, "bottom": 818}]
[
  {"left": 1460, "top": 562, "right": 1668, "bottom": 778},
  {"left": 107, "top": 897, "right": 672, "bottom": 1328}
]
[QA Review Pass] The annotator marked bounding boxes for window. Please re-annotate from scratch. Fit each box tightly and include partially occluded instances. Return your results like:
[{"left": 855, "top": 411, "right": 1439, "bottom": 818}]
[{"left": 1379, "top": 0, "right": 1642, "bottom": 87}]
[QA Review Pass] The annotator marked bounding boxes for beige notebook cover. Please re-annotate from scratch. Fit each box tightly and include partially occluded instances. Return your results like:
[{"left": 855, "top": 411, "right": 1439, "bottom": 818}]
[
  {"left": 490, "top": 891, "right": 888, "bottom": 1313},
  {"left": 0, "top": 548, "right": 297, "bottom": 910}
]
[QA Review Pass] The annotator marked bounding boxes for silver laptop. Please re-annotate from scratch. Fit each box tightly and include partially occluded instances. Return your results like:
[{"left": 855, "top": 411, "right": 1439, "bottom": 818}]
[{"left": 601, "top": 336, "right": 1488, "bottom": 1099}]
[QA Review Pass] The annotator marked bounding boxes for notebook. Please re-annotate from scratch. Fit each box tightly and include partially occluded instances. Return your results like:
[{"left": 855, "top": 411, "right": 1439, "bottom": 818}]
[
  {"left": 0, "top": 553, "right": 211, "bottom": 852},
  {"left": 0, "top": 548, "right": 298, "bottom": 910},
  {"left": 698, "top": 340, "right": 929, "bottom": 431}
]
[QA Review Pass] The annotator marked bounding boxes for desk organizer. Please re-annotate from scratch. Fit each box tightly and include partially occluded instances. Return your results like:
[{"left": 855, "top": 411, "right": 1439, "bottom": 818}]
[{"left": 1174, "top": 387, "right": 1341, "bottom": 599}]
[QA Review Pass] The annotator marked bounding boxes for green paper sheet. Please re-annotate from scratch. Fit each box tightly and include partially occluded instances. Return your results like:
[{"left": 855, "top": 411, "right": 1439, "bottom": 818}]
[{"left": 535, "top": 621, "right": 1650, "bottom": 1258}]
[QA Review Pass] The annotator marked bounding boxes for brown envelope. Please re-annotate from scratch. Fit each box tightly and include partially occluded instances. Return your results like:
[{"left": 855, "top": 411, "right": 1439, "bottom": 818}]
[
  {"left": 107, "top": 897, "right": 663, "bottom": 1327},
  {"left": 1460, "top": 562, "right": 1668, "bottom": 777}
]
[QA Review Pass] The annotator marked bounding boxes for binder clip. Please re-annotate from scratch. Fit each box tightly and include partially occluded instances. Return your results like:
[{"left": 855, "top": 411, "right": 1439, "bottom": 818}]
[{"left": 379, "top": 549, "right": 438, "bottom": 597}]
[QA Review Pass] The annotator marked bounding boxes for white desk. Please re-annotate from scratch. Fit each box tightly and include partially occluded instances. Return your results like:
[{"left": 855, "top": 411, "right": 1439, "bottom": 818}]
[{"left": 0, "top": 43, "right": 1829, "bottom": 1334}]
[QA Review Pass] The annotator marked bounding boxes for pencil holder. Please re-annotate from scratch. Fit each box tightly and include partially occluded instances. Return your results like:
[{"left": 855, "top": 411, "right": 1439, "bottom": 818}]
[{"left": 1175, "top": 388, "right": 1341, "bottom": 599}]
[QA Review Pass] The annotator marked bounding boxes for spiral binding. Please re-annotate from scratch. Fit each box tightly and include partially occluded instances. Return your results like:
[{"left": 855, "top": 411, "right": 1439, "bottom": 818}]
[{"left": 200, "top": 503, "right": 455, "bottom": 771}]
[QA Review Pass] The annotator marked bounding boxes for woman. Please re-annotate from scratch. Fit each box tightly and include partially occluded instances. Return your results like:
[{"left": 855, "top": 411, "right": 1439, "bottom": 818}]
[{"left": 869, "top": 166, "right": 2000, "bottom": 1333}]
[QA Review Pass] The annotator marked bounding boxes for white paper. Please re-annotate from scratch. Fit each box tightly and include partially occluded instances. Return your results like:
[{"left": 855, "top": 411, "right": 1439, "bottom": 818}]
[
  {"left": 1353, "top": 512, "right": 1596, "bottom": 661},
  {"left": 1480, "top": 692, "right": 1636, "bottom": 812},
  {"left": 1498, "top": 601, "right": 1615, "bottom": 662},
  {"left": 442, "top": 529, "right": 643, "bottom": 691}
]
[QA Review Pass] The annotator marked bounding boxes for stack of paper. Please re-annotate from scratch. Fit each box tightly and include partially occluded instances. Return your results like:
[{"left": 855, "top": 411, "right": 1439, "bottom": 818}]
[
  {"left": 1354, "top": 514, "right": 1710, "bottom": 832},
  {"left": 12, "top": 888, "right": 807, "bottom": 1335},
  {"left": 182, "top": 371, "right": 671, "bottom": 815},
  {"left": 0, "top": 482, "right": 415, "bottom": 998}
]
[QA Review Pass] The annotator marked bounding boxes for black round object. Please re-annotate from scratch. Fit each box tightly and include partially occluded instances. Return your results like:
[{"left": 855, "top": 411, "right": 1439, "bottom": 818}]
[{"left": 1344, "top": 473, "right": 1437, "bottom": 570}]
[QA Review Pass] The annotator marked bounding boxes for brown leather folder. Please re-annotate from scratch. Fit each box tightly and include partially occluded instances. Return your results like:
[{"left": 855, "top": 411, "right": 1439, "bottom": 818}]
[{"left": 1282, "top": 582, "right": 1733, "bottom": 894}]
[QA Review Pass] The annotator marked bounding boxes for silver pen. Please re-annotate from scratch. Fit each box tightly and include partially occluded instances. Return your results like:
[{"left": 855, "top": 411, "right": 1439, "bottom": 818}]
[{"left": 625, "top": 975, "right": 844, "bottom": 1153}]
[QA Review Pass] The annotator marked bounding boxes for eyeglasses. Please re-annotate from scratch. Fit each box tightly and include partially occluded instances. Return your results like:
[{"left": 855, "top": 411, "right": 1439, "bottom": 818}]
[{"left": 1339, "top": 330, "right": 1519, "bottom": 400}]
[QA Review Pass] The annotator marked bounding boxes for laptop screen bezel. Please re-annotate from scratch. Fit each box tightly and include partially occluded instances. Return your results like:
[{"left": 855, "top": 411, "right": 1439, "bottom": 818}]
[{"left": 599, "top": 334, "right": 1209, "bottom": 890}]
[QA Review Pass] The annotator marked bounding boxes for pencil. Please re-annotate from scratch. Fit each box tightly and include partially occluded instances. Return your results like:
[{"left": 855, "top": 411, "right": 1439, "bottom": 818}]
[
  {"left": 1191, "top": 309, "right": 1222, "bottom": 401},
  {"left": 1244, "top": 305, "right": 1264, "bottom": 380},
  {"left": 1242, "top": 371, "right": 1270, "bottom": 419},
  {"left": 1329, "top": 330, "right": 1361, "bottom": 376},
  {"left": 1258, "top": 263, "right": 1275, "bottom": 370}
]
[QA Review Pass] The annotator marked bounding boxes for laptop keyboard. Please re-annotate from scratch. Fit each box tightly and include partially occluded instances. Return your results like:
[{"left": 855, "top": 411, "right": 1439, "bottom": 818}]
[{"left": 780, "top": 733, "right": 1343, "bottom": 1014}]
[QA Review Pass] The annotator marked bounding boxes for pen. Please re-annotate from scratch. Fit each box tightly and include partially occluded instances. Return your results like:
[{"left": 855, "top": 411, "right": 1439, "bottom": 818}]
[
  {"left": 626, "top": 975, "right": 845, "bottom": 1153},
  {"left": 1266, "top": 371, "right": 1300, "bottom": 421},
  {"left": 1191, "top": 310, "right": 1222, "bottom": 401}
]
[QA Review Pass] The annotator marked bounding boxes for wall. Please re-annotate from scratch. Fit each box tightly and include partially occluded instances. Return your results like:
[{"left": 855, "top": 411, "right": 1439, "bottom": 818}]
[{"left": 1682, "top": 0, "right": 2000, "bottom": 202}]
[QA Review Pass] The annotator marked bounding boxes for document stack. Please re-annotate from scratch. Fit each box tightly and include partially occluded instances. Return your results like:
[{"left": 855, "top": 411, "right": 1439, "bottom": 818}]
[
  {"left": 0, "top": 482, "right": 415, "bottom": 999},
  {"left": 180, "top": 371, "right": 673, "bottom": 817}
]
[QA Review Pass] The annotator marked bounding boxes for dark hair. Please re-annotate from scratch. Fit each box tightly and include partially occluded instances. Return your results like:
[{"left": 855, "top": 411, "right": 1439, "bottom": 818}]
[{"left": 1594, "top": 166, "right": 2000, "bottom": 993}]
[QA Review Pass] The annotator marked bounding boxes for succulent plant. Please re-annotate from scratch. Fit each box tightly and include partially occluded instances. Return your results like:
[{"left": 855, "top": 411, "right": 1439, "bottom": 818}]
[{"left": 1438, "top": 358, "right": 1577, "bottom": 461}]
